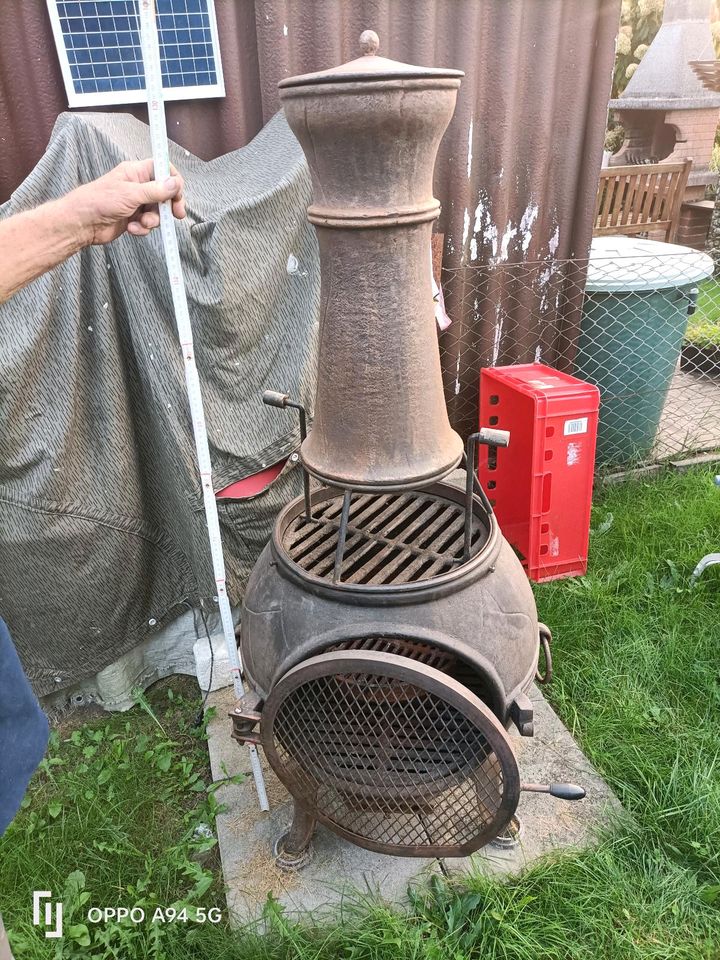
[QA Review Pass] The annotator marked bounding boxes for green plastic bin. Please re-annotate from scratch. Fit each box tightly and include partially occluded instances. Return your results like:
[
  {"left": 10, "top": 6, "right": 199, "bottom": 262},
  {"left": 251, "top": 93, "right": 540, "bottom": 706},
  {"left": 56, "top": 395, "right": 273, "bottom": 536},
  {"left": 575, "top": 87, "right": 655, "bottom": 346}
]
[{"left": 575, "top": 236, "right": 714, "bottom": 465}]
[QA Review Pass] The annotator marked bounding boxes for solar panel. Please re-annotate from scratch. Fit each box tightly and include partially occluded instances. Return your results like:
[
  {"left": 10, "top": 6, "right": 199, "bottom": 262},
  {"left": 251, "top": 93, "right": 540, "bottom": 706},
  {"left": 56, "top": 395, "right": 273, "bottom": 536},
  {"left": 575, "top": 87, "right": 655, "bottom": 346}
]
[{"left": 46, "top": 0, "right": 225, "bottom": 107}]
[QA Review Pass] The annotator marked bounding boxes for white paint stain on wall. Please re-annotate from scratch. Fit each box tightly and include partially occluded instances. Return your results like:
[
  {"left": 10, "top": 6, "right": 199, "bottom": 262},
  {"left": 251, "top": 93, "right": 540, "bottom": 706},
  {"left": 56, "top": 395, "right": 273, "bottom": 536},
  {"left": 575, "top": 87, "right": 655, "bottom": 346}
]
[
  {"left": 534, "top": 345, "right": 542, "bottom": 363},
  {"left": 470, "top": 191, "right": 498, "bottom": 259},
  {"left": 548, "top": 225, "right": 560, "bottom": 256},
  {"left": 455, "top": 350, "right": 461, "bottom": 395},
  {"left": 473, "top": 195, "right": 486, "bottom": 234},
  {"left": 491, "top": 316, "right": 504, "bottom": 364},
  {"left": 519, "top": 201, "right": 539, "bottom": 253},
  {"left": 283, "top": 23, "right": 288, "bottom": 36},
  {"left": 485, "top": 222, "right": 498, "bottom": 258},
  {"left": 462, "top": 208, "right": 471, "bottom": 248},
  {"left": 499, "top": 221, "right": 518, "bottom": 262}
]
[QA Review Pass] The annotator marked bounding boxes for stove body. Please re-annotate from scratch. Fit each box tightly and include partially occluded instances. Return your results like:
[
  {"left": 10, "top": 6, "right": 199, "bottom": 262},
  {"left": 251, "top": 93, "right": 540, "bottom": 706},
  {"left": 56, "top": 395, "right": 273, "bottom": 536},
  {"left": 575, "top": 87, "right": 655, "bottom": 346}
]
[
  {"left": 232, "top": 32, "right": 577, "bottom": 865},
  {"left": 242, "top": 484, "right": 539, "bottom": 729}
]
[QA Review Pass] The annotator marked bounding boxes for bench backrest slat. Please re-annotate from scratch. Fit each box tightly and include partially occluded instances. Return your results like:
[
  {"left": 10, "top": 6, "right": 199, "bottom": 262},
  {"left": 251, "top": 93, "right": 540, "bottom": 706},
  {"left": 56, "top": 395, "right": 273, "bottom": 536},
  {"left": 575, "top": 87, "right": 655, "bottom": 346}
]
[{"left": 593, "top": 159, "right": 691, "bottom": 243}]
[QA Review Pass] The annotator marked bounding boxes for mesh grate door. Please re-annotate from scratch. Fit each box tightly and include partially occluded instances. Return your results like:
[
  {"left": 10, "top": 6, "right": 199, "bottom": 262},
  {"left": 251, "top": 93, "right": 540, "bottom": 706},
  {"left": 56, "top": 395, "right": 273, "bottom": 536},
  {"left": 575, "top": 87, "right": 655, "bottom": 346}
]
[{"left": 261, "top": 650, "right": 520, "bottom": 857}]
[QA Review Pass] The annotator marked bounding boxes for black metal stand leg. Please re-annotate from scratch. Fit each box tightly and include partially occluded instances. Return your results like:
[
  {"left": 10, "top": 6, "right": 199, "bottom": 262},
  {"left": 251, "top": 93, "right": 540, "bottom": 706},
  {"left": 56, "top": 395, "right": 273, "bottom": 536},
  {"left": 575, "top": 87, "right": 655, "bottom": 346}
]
[
  {"left": 274, "top": 802, "right": 316, "bottom": 871},
  {"left": 332, "top": 489, "right": 352, "bottom": 583}
]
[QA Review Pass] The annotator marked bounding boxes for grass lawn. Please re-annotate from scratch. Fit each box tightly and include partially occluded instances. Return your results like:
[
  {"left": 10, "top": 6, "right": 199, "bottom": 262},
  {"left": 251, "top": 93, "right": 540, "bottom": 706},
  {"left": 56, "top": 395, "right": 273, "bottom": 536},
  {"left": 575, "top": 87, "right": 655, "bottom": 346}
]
[{"left": 1, "top": 467, "right": 719, "bottom": 958}]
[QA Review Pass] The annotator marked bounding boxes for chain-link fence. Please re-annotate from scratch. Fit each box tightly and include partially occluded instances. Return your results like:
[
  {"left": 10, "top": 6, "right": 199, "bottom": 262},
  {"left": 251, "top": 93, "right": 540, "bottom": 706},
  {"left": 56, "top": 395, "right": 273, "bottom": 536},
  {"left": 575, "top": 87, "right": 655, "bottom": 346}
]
[{"left": 438, "top": 247, "right": 720, "bottom": 470}]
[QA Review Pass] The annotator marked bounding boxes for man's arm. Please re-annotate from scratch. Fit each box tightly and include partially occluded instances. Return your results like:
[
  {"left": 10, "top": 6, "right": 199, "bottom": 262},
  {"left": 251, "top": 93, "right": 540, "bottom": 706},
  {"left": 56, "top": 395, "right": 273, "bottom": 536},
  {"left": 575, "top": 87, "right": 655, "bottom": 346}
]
[{"left": 0, "top": 158, "right": 186, "bottom": 305}]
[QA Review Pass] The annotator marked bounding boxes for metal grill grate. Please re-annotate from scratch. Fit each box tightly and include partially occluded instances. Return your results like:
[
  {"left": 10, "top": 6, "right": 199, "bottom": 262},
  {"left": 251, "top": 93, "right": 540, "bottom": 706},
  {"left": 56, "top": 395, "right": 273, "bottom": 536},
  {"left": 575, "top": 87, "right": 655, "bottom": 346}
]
[
  {"left": 326, "top": 636, "right": 457, "bottom": 673},
  {"left": 282, "top": 490, "right": 486, "bottom": 585},
  {"left": 267, "top": 657, "right": 512, "bottom": 853}
]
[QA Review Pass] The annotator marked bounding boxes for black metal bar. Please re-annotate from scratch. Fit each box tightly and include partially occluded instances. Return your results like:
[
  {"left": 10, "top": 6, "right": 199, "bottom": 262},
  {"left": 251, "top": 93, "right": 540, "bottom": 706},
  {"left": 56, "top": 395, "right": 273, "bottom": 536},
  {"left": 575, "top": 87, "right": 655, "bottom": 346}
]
[
  {"left": 462, "top": 427, "right": 512, "bottom": 562},
  {"left": 262, "top": 390, "right": 312, "bottom": 521},
  {"left": 463, "top": 440, "right": 477, "bottom": 562},
  {"left": 333, "top": 489, "right": 352, "bottom": 583},
  {"left": 287, "top": 400, "right": 312, "bottom": 521}
]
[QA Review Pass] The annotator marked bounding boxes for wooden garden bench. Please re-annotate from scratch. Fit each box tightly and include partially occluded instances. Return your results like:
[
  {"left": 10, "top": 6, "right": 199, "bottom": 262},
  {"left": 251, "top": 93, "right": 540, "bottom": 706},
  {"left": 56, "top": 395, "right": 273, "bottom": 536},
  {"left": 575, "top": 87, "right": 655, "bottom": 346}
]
[{"left": 593, "top": 159, "right": 692, "bottom": 244}]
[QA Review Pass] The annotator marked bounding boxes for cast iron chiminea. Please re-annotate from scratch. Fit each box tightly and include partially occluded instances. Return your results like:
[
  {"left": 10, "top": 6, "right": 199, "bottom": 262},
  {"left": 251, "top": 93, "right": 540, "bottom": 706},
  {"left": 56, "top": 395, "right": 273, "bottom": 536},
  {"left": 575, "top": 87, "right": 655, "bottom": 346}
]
[{"left": 231, "top": 32, "right": 583, "bottom": 867}]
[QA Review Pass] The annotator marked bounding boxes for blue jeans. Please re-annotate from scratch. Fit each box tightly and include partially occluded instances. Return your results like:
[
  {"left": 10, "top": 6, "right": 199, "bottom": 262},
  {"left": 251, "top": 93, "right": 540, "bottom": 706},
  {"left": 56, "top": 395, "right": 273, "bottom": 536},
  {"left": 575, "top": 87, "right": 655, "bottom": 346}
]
[{"left": 0, "top": 618, "right": 49, "bottom": 836}]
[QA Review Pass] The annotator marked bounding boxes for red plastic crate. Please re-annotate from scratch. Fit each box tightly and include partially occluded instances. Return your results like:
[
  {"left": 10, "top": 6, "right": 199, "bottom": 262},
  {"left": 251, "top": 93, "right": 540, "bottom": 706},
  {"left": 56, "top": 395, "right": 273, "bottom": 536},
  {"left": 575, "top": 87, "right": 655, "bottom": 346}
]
[{"left": 478, "top": 363, "right": 600, "bottom": 582}]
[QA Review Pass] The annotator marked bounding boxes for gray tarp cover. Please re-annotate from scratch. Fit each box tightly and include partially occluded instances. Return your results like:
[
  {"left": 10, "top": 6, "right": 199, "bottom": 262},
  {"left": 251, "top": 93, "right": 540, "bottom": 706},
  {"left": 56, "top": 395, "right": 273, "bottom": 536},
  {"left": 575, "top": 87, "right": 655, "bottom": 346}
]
[{"left": 0, "top": 112, "right": 319, "bottom": 695}]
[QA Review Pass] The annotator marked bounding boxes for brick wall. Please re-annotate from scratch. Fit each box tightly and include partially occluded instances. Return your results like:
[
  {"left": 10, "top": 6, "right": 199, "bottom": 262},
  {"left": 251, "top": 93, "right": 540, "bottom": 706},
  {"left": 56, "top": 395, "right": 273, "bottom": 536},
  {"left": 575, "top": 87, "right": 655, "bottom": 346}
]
[
  {"left": 677, "top": 202, "right": 713, "bottom": 249},
  {"left": 665, "top": 108, "right": 719, "bottom": 168}
]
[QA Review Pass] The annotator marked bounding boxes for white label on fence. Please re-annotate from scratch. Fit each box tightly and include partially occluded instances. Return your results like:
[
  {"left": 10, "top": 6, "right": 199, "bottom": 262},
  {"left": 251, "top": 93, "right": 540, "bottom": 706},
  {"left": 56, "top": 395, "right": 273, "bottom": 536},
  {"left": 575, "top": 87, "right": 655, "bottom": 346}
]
[{"left": 564, "top": 417, "right": 588, "bottom": 436}]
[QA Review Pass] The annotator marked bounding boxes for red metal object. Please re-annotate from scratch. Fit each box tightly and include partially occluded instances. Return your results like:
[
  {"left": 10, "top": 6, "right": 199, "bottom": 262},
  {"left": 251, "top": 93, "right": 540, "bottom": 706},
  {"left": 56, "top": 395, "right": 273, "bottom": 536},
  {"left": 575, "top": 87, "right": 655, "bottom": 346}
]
[
  {"left": 478, "top": 364, "right": 600, "bottom": 583},
  {"left": 216, "top": 460, "right": 285, "bottom": 499}
]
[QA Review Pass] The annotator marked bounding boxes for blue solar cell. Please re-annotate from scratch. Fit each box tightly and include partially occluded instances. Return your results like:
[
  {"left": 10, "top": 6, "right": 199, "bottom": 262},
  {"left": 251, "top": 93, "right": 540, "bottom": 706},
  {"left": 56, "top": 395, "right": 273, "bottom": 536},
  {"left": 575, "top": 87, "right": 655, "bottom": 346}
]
[
  {"left": 65, "top": 16, "right": 87, "bottom": 32},
  {"left": 52, "top": 0, "right": 221, "bottom": 100}
]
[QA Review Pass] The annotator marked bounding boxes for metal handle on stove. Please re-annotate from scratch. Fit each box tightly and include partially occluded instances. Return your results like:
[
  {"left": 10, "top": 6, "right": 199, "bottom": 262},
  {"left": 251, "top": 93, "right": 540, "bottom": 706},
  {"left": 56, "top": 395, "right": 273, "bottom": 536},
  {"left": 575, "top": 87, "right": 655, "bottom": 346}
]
[
  {"left": 463, "top": 428, "right": 511, "bottom": 562},
  {"left": 535, "top": 623, "right": 553, "bottom": 685},
  {"left": 262, "top": 389, "right": 312, "bottom": 520},
  {"left": 521, "top": 782, "right": 586, "bottom": 801}
]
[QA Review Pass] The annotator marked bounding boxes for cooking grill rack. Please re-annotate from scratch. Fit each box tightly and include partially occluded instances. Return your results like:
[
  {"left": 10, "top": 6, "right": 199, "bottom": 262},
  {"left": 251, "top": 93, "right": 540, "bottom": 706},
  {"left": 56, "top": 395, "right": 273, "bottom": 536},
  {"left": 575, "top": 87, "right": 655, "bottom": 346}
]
[{"left": 282, "top": 489, "right": 486, "bottom": 586}]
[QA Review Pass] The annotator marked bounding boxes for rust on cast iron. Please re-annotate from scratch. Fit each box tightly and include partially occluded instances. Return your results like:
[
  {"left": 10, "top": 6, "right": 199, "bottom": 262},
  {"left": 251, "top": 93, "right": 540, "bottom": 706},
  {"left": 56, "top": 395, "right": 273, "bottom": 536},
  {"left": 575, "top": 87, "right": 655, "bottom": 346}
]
[{"left": 279, "top": 32, "right": 465, "bottom": 491}]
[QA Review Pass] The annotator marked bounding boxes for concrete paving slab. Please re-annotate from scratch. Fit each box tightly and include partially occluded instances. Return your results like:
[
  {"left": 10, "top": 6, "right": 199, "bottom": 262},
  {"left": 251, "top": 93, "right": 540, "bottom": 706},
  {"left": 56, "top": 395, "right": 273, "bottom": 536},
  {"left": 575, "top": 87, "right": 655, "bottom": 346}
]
[
  {"left": 206, "top": 683, "right": 621, "bottom": 920},
  {"left": 655, "top": 365, "right": 720, "bottom": 460}
]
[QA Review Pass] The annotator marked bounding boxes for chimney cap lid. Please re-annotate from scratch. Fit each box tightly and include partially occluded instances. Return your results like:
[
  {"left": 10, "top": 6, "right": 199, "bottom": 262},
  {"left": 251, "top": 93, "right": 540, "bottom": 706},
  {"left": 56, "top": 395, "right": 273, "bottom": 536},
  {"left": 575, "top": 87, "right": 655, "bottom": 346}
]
[{"left": 279, "top": 31, "right": 463, "bottom": 89}]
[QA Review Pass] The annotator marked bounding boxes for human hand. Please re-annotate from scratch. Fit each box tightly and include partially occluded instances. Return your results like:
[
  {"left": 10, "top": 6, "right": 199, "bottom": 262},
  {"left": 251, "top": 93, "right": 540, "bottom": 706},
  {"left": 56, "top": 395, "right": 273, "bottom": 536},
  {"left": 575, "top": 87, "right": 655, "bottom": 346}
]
[{"left": 66, "top": 158, "right": 186, "bottom": 245}]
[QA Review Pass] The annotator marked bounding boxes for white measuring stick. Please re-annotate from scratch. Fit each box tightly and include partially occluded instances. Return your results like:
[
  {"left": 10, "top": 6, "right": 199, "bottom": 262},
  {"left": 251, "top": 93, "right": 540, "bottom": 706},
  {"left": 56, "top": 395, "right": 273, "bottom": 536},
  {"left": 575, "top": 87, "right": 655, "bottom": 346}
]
[{"left": 138, "top": 0, "right": 269, "bottom": 811}]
